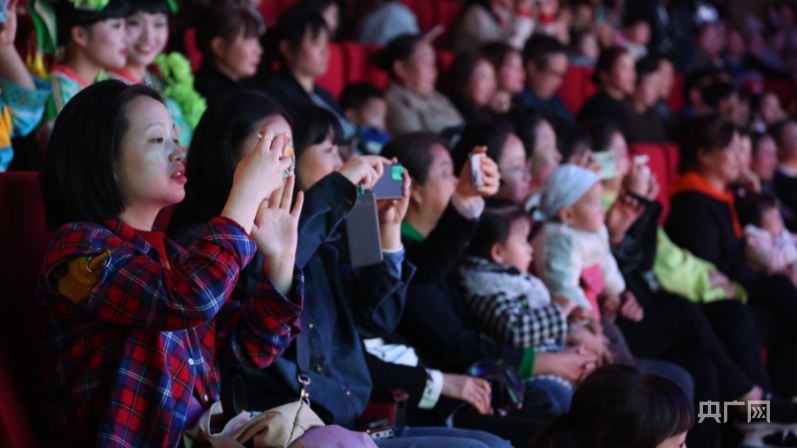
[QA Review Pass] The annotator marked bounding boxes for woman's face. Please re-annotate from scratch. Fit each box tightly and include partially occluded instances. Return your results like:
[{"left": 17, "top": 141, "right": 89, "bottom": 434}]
[
  {"left": 635, "top": 72, "right": 661, "bottom": 109},
  {"left": 467, "top": 59, "right": 497, "bottom": 107},
  {"left": 699, "top": 132, "right": 742, "bottom": 185},
  {"left": 497, "top": 133, "right": 533, "bottom": 204},
  {"left": 217, "top": 32, "right": 263, "bottom": 80},
  {"left": 656, "top": 432, "right": 687, "bottom": 448},
  {"left": 322, "top": 2, "right": 339, "bottom": 36},
  {"left": 497, "top": 51, "right": 525, "bottom": 94},
  {"left": 124, "top": 11, "right": 168, "bottom": 68},
  {"left": 84, "top": 18, "right": 129, "bottom": 70},
  {"left": 412, "top": 144, "right": 458, "bottom": 219},
  {"left": 657, "top": 59, "right": 674, "bottom": 100},
  {"left": 752, "top": 135, "right": 778, "bottom": 182},
  {"left": 531, "top": 120, "right": 562, "bottom": 184},
  {"left": 759, "top": 93, "right": 785, "bottom": 125},
  {"left": 727, "top": 29, "right": 746, "bottom": 57},
  {"left": 296, "top": 132, "right": 343, "bottom": 190},
  {"left": 396, "top": 41, "right": 438, "bottom": 96},
  {"left": 114, "top": 96, "right": 186, "bottom": 211},
  {"left": 291, "top": 28, "right": 330, "bottom": 79},
  {"left": 608, "top": 52, "right": 636, "bottom": 96}
]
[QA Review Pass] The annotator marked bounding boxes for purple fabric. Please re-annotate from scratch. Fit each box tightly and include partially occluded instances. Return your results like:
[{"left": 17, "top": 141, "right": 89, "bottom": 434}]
[{"left": 298, "top": 425, "right": 377, "bottom": 447}]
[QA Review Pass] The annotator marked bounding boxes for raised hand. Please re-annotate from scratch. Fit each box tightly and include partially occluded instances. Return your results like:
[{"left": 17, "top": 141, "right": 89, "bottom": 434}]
[
  {"left": 542, "top": 345, "right": 598, "bottom": 384},
  {"left": 338, "top": 155, "right": 389, "bottom": 190},
  {"left": 441, "top": 373, "right": 493, "bottom": 415},
  {"left": 251, "top": 176, "right": 304, "bottom": 294},
  {"left": 456, "top": 147, "right": 501, "bottom": 199},
  {"left": 222, "top": 128, "right": 292, "bottom": 233},
  {"left": 605, "top": 192, "right": 644, "bottom": 245},
  {"left": 0, "top": 0, "right": 17, "bottom": 46}
]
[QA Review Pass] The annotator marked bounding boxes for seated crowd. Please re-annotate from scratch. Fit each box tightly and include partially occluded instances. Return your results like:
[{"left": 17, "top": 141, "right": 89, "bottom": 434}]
[{"left": 6, "top": 0, "right": 797, "bottom": 447}]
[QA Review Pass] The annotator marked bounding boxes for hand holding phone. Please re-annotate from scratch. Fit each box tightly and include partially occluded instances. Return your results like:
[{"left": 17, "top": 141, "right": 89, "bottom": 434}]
[
  {"left": 470, "top": 148, "right": 486, "bottom": 189},
  {"left": 371, "top": 163, "right": 405, "bottom": 200}
]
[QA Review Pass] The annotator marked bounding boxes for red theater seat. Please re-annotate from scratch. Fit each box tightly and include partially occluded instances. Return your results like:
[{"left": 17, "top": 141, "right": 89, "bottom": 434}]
[
  {"left": 184, "top": 28, "right": 202, "bottom": 73},
  {"left": 0, "top": 172, "right": 50, "bottom": 447},
  {"left": 316, "top": 42, "right": 346, "bottom": 98},
  {"left": 342, "top": 42, "right": 389, "bottom": 90}
]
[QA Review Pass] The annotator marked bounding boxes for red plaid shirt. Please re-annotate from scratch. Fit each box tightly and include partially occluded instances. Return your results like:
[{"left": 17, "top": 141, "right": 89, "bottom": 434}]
[{"left": 36, "top": 217, "right": 303, "bottom": 447}]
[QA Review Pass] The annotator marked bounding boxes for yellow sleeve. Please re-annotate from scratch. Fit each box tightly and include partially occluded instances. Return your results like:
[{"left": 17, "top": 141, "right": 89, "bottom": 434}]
[{"left": 53, "top": 252, "right": 111, "bottom": 304}]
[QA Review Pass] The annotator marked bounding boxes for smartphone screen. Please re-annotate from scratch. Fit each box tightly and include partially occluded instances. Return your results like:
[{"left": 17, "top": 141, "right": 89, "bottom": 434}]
[{"left": 592, "top": 152, "right": 617, "bottom": 180}]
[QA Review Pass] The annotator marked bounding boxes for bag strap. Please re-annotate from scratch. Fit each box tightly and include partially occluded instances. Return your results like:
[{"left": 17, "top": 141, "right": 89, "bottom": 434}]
[{"left": 296, "top": 319, "right": 312, "bottom": 404}]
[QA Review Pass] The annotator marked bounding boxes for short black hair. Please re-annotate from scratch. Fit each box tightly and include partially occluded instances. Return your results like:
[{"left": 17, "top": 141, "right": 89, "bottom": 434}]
[
  {"left": 522, "top": 34, "right": 567, "bottom": 70},
  {"left": 195, "top": 1, "right": 264, "bottom": 58},
  {"left": 481, "top": 41, "right": 518, "bottom": 72},
  {"left": 468, "top": 209, "right": 530, "bottom": 259},
  {"left": 293, "top": 105, "right": 344, "bottom": 158},
  {"left": 380, "top": 132, "right": 449, "bottom": 185},
  {"left": 677, "top": 114, "right": 737, "bottom": 173},
  {"left": 377, "top": 33, "right": 423, "bottom": 73},
  {"left": 635, "top": 55, "right": 661, "bottom": 86},
  {"left": 40, "top": 80, "right": 164, "bottom": 230},
  {"left": 507, "top": 107, "right": 548, "bottom": 159},
  {"left": 264, "top": 7, "right": 328, "bottom": 66},
  {"left": 56, "top": 0, "right": 130, "bottom": 47},
  {"left": 168, "top": 90, "right": 289, "bottom": 236},
  {"left": 593, "top": 46, "right": 629, "bottom": 85},
  {"left": 584, "top": 119, "right": 622, "bottom": 154},
  {"left": 556, "top": 121, "right": 592, "bottom": 162},
  {"left": 702, "top": 81, "right": 736, "bottom": 109},
  {"left": 126, "top": 0, "right": 171, "bottom": 16},
  {"left": 444, "top": 50, "right": 491, "bottom": 102},
  {"left": 737, "top": 192, "right": 780, "bottom": 228},
  {"left": 340, "top": 82, "right": 384, "bottom": 113},
  {"left": 452, "top": 118, "right": 516, "bottom": 175}
]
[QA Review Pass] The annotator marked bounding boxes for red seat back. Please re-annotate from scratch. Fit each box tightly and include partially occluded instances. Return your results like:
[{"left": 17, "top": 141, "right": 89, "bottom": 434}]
[
  {"left": 0, "top": 171, "right": 50, "bottom": 446},
  {"left": 316, "top": 42, "right": 346, "bottom": 98},
  {"left": 0, "top": 350, "right": 37, "bottom": 448},
  {"left": 667, "top": 74, "right": 685, "bottom": 114},
  {"left": 184, "top": 28, "right": 202, "bottom": 73},
  {"left": 342, "top": 42, "right": 389, "bottom": 90},
  {"left": 557, "top": 66, "right": 595, "bottom": 116}
]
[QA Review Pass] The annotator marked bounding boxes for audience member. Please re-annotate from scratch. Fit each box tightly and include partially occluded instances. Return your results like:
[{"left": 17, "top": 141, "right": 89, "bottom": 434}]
[
  {"left": 193, "top": 1, "right": 264, "bottom": 105},
  {"left": 578, "top": 47, "right": 635, "bottom": 138},
  {"left": 771, "top": 119, "right": 797, "bottom": 231},
  {"left": 451, "top": 0, "right": 534, "bottom": 53},
  {"left": 624, "top": 55, "right": 669, "bottom": 143},
  {"left": 263, "top": 8, "right": 356, "bottom": 140},
  {"left": 739, "top": 192, "right": 797, "bottom": 285},
  {"left": 37, "top": 80, "right": 302, "bottom": 447},
  {"left": 340, "top": 82, "right": 390, "bottom": 155},
  {"left": 444, "top": 50, "right": 499, "bottom": 122},
  {"left": 379, "top": 34, "right": 463, "bottom": 136},
  {"left": 750, "top": 131, "right": 778, "bottom": 194},
  {"left": 110, "top": 0, "right": 201, "bottom": 145},
  {"left": 513, "top": 34, "right": 573, "bottom": 123},
  {"left": 482, "top": 41, "right": 525, "bottom": 112},
  {"left": 530, "top": 365, "right": 692, "bottom": 448},
  {"left": 353, "top": 0, "right": 419, "bottom": 45}
]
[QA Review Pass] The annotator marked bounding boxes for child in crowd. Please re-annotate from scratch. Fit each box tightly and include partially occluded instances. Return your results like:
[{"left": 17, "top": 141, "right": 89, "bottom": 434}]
[
  {"left": 621, "top": 16, "right": 650, "bottom": 61},
  {"left": 459, "top": 210, "right": 598, "bottom": 412},
  {"left": 340, "top": 82, "right": 390, "bottom": 155},
  {"left": 530, "top": 365, "right": 692, "bottom": 448},
  {"left": 568, "top": 29, "right": 599, "bottom": 67},
  {"left": 29, "top": 0, "right": 129, "bottom": 146},
  {"left": 532, "top": 164, "right": 642, "bottom": 365},
  {"left": 0, "top": 0, "right": 50, "bottom": 171},
  {"left": 109, "top": 0, "right": 204, "bottom": 146},
  {"left": 739, "top": 193, "right": 797, "bottom": 285}
]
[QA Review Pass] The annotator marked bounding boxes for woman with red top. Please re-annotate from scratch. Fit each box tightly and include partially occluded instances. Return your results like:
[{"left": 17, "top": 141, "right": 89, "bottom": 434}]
[
  {"left": 36, "top": 80, "right": 304, "bottom": 447},
  {"left": 665, "top": 115, "right": 797, "bottom": 430}
]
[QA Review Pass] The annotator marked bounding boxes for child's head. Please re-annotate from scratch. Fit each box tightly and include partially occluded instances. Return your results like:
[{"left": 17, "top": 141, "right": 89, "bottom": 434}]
[
  {"left": 468, "top": 209, "right": 534, "bottom": 272},
  {"left": 195, "top": 1, "right": 264, "bottom": 80},
  {"left": 540, "top": 164, "right": 604, "bottom": 232},
  {"left": 530, "top": 365, "right": 693, "bottom": 448},
  {"left": 738, "top": 193, "right": 783, "bottom": 236},
  {"left": 623, "top": 16, "right": 651, "bottom": 46},
  {"left": 340, "top": 82, "right": 387, "bottom": 130},
  {"left": 381, "top": 132, "right": 455, "bottom": 221},
  {"left": 570, "top": 30, "right": 599, "bottom": 62},
  {"left": 124, "top": 0, "right": 172, "bottom": 68}
]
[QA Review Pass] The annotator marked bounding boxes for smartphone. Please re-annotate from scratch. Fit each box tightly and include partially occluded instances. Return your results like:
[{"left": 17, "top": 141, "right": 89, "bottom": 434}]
[
  {"left": 371, "top": 164, "right": 404, "bottom": 200},
  {"left": 282, "top": 135, "right": 295, "bottom": 178},
  {"left": 346, "top": 192, "right": 384, "bottom": 268},
  {"left": 470, "top": 153, "right": 485, "bottom": 188},
  {"left": 592, "top": 152, "right": 617, "bottom": 180}
]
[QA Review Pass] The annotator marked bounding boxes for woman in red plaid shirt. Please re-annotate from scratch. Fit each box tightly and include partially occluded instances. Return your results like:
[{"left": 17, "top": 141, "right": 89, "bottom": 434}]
[{"left": 35, "top": 80, "right": 305, "bottom": 447}]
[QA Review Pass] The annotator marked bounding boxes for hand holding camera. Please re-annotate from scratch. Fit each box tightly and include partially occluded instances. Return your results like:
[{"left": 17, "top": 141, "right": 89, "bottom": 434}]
[{"left": 460, "top": 146, "right": 500, "bottom": 197}]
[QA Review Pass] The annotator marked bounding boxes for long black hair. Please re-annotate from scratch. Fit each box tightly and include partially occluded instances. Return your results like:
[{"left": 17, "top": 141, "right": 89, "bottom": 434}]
[{"left": 168, "top": 90, "right": 289, "bottom": 235}]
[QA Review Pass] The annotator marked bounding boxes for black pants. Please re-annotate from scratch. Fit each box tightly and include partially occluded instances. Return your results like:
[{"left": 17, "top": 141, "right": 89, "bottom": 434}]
[{"left": 745, "top": 274, "right": 797, "bottom": 396}]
